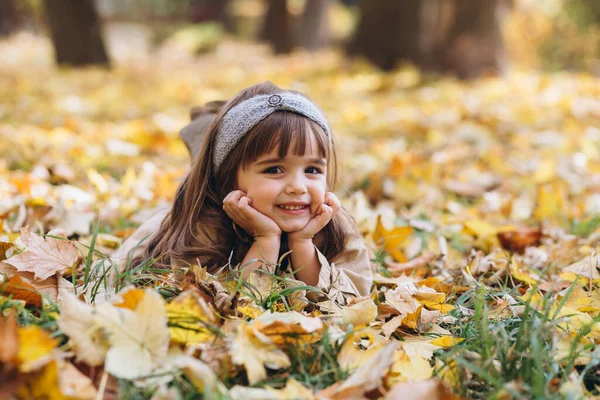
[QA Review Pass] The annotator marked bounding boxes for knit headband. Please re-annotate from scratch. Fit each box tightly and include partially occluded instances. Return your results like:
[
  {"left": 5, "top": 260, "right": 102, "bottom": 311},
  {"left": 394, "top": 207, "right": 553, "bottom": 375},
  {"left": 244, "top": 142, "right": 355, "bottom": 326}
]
[{"left": 213, "top": 93, "right": 332, "bottom": 170}]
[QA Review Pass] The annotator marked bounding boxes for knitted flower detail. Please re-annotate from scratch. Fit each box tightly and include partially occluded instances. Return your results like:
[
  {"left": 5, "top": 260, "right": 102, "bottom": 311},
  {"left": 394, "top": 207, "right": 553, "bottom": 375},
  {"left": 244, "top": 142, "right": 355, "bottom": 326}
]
[{"left": 267, "top": 94, "right": 283, "bottom": 107}]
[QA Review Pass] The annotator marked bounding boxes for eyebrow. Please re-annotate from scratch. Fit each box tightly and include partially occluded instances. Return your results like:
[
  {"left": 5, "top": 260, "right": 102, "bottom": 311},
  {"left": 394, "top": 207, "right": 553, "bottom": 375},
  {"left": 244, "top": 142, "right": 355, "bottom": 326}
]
[{"left": 256, "top": 157, "right": 327, "bottom": 166}]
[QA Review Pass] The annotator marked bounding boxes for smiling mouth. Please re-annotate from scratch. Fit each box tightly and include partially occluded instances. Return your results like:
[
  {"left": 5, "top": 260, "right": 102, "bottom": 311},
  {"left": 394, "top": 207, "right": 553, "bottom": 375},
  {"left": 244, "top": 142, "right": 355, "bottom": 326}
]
[{"left": 277, "top": 204, "right": 309, "bottom": 211}]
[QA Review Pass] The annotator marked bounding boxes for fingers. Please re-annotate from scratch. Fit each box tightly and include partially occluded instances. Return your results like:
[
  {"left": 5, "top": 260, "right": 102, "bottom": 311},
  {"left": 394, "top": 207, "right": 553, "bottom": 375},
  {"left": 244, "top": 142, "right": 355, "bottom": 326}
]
[{"left": 324, "top": 192, "right": 341, "bottom": 217}]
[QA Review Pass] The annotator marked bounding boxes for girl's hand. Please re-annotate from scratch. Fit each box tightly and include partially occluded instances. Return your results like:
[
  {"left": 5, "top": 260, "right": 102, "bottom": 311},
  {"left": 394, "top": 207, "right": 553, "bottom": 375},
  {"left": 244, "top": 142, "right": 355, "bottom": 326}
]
[
  {"left": 223, "top": 190, "right": 281, "bottom": 238},
  {"left": 288, "top": 192, "right": 341, "bottom": 242}
]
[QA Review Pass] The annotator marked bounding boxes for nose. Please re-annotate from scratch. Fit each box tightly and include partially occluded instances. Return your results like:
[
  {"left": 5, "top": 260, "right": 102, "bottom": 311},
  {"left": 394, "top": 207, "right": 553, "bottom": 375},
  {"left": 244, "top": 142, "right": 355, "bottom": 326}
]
[{"left": 285, "top": 172, "right": 307, "bottom": 195}]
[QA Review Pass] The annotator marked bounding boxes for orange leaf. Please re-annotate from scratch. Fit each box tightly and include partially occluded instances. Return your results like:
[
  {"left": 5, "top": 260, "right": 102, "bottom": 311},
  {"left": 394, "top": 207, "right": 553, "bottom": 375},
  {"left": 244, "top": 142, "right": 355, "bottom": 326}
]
[
  {"left": 1, "top": 275, "right": 42, "bottom": 308},
  {"left": 373, "top": 216, "right": 413, "bottom": 263}
]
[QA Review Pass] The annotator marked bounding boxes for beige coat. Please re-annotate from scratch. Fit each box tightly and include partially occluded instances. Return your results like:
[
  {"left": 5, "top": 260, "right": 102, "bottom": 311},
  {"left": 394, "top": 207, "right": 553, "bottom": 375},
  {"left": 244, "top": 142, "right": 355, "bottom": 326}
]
[{"left": 111, "top": 205, "right": 373, "bottom": 305}]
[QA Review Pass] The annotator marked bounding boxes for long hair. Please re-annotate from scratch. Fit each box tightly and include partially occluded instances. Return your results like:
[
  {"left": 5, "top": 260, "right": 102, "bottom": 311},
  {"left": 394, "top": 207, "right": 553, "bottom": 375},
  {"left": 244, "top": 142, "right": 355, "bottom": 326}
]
[{"left": 135, "top": 81, "right": 359, "bottom": 271}]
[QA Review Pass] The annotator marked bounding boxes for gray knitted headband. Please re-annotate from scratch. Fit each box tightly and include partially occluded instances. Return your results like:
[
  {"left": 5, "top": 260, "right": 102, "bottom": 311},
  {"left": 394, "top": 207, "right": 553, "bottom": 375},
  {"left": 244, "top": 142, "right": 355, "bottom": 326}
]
[{"left": 213, "top": 93, "right": 332, "bottom": 170}]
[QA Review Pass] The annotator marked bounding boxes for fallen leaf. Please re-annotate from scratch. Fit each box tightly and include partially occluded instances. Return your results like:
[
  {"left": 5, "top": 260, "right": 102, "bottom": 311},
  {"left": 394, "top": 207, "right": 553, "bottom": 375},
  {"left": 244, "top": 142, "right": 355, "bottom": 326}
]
[
  {"left": 94, "top": 288, "right": 170, "bottom": 379},
  {"left": 5, "top": 228, "right": 78, "bottom": 281},
  {"left": 385, "top": 379, "right": 461, "bottom": 400},
  {"left": 0, "top": 314, "right": 19, "bottom": 368},
  {"left": 323, "top": 342, "right": 397, "bottom": 399},
  {"left": 373, "top": 216, "right": 413, "bottom": 263},
  {"left": 1, "top": 274, "right": 42, "bottom": 307},
  {"left": 17, "top": 325, "right": 58, "bottom": 372},
  {"left": 340, "top": 297, "right": 378, "bottom": 326},
  {"left": 230, "top": 321, "right": 291, "bottom": 385},
  {"left": 166, "top": 288, "right": 218, "bottom": 345},
  {"left": 58, "top": 292, "right": 108, "bottom": 366},
  {"left": 497, "top": 226, "right": 542, "bottom": 253}
]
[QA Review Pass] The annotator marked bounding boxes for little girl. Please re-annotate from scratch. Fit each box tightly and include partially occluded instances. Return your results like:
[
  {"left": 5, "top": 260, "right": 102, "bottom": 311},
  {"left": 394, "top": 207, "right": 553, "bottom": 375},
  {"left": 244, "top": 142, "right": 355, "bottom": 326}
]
[{"left": 111, "top": 81, "right": 373, "bottom": 304}]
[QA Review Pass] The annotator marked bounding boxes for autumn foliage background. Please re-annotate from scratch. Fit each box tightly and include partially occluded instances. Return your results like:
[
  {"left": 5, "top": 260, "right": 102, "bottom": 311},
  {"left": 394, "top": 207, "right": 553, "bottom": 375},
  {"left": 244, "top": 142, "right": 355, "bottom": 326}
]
[{"left": 1, "top": 0, "right": 600, "bottom": 399}]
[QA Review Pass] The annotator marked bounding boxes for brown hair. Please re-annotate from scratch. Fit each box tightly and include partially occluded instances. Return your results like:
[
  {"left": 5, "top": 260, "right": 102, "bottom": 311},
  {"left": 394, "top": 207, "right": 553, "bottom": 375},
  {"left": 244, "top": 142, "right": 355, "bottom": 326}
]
[{"left": 134, "top": 81, "right": 359, "bottom": 271}]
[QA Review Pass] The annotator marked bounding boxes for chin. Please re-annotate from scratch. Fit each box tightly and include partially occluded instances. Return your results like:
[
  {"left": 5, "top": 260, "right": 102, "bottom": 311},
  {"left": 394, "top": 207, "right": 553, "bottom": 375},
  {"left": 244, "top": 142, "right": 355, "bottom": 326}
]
[{"left": 279, "top": 221, "right": 309, "bottom": 233}]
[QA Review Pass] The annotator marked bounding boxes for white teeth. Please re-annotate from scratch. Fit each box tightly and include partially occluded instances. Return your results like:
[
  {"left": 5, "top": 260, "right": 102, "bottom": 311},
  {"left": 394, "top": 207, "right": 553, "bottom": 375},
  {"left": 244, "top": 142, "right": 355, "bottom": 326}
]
[{"left": 280, "top": 205, "right": 305, "bottom": 210}]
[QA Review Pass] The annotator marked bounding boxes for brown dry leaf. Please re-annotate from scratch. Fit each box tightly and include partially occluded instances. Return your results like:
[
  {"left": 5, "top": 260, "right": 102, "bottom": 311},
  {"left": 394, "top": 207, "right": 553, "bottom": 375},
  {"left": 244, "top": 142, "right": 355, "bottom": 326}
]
[
  {"left": 385, "top": 379, "right": 461, "bottom": 400},
  {"left": 387, "top": 253, "right": 439, "bottom": 276},
  {"left": 1, "top": 274, "right": 43, "bottom": 307},
  {"left": 0, "top": 314, "right": 19, "bottom": 368},
  {"left": 0, "top": 241, "right": 13, "bottom": 260},
  {"left": 497, "top": 226, "right": 542, "bottom": 253},
  {"left": 5, "top": 228, "right": 78, "bottom": 281}
]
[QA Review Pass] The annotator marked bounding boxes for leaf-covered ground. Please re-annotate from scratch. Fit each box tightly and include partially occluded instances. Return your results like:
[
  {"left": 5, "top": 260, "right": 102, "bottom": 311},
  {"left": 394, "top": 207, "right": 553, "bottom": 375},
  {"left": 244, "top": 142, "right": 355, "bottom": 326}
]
[{"left": 1, "top": 32, "right": 600, "bottom": 399}]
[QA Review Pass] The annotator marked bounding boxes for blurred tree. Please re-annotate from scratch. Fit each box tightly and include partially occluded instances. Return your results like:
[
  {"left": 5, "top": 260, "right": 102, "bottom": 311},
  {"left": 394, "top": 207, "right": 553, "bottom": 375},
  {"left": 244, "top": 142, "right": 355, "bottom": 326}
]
[
  {"left": 43, "top": 0, "right": 110, "bottom": 66},
  {"left": 438, "top": 0, "right": 506, "bottom": 79},
  {"left": 298, "top": 0, "right": 331, "bottom": 50},
  {"left": 348, "top": 0, "right": 421, "bottom": 70},
  {"left": 0, "top": 0, "right": 24, "bottom": 36},
  {"left": 261, "top": 0, "right": 293, "bottom": 53},
  {"left": 189, "top": 0, "right": 234, "bottom": 31}
]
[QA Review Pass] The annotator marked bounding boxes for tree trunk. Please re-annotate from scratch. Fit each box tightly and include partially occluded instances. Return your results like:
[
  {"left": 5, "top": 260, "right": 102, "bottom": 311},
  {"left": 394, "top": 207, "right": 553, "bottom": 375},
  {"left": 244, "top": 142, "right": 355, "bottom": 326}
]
[
  {"left": 261, "top": 0, "right": 293, "bottom": 54},
  {"left": 0, "top": 0, "right": 20, "bottom": 36},
  {"left": 43, "top": 0, "right": 110, "bottom": 67},
  {"left": 348, "top": 0, "right": 421, "bottom": 70},
  {"left": 189, "top": 0, "right": 234, "bottom": 32},
  {"left": 298, "top": 0, "right": 331, "bottom": 50},
  {"left": 439, "top": 0, "right": 505, "bottom": 79}
]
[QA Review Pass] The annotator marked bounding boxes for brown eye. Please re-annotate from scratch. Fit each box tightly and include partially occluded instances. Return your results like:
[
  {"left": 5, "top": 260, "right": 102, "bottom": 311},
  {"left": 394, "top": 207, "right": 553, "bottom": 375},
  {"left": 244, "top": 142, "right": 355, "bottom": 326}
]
[
  {"left": 306, "top": 167, "right": 323, "bottom": 174},
  {"left": 264, "top": 166, "right": 284, "bottom": 174}
]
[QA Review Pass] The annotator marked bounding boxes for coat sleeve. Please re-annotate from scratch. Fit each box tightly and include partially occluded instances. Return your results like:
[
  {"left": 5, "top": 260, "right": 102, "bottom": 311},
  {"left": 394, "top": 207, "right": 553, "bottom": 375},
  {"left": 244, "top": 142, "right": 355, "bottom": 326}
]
[
  {"left": 109, "top": 204, "right": 171, "bottom": 272},
  {"left": 305, "top": 236, "right": 373, "bottom": 305}
]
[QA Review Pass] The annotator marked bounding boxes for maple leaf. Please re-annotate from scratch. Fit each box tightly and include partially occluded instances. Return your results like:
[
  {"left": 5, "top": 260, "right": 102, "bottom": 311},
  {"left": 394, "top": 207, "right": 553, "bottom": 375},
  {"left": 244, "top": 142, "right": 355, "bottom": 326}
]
[
  {"left": 5, "top": 228, "right": 77, "bottom": 281},
  {"left": 93, "top": 288, "right": 170, "bottom": 380}
]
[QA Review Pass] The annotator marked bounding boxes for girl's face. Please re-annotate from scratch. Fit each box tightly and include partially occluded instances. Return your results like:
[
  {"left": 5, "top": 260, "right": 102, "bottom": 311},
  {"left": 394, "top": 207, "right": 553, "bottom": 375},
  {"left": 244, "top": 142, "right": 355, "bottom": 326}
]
[{"left": 236, "top": 131, "right": 327, "bottom": 233}]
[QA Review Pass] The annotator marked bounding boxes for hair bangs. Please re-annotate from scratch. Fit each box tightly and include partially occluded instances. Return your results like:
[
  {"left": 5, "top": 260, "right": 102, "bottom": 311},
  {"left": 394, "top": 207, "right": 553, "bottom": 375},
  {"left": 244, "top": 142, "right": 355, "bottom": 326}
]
[{"left": 238, "top": 112, "right": 330, "bottom": 170}]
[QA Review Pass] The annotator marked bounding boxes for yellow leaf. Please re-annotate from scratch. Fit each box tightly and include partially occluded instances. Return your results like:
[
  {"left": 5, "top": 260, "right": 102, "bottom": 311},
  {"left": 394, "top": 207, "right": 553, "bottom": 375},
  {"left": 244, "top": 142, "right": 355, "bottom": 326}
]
[
  {"left": 533, "top": 158, "right": 556, "bottom": 183},
  {"left": 414, "top": 291, "right": 455, "bottom": 313},
  {"left": 17, "top": 325, "right": 58, "bottom": 372},
  {"left": 17, "top": 361, "right": 69, "bottom": 400},
  {"left": 402, "top": 306, "right": 422, "bottom": 330},
  {"left": 237, "top": 304, "right": 263, "bottom": 319},
  {"left": 166, "top": 288, "right": 217, "bottom": 345},
  {"left": 535, "top": 182, "right": 566, "bottom": 220},
  {"left": 231, "top": 321, "right": 291, "bottom": 385},
  {"left": 509, "top": 261, "right": 539, "bottom": 285},
  {"left": 389, "top": 349, "right": 433, "bottom": 384},
  {"left": 463, "top": 220, "right": 497, "bottom": 239},
  {"left": 373, "top": 216, "right": 413, "bottom": 263},
  {"left": 340, "top": 297, "right": 378, "bottom": 326},
  {"left": 430, "top": 336, "right": 465, "bottom": 348},
  {"left": 337, "top": 328, "right": 385, "bottom": 371},
  {"left": 113, "top": 287, "right": 146, "bottom": 310},
  {"left": 265, "top": 378, "right": 315, "bottom": 399}
]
